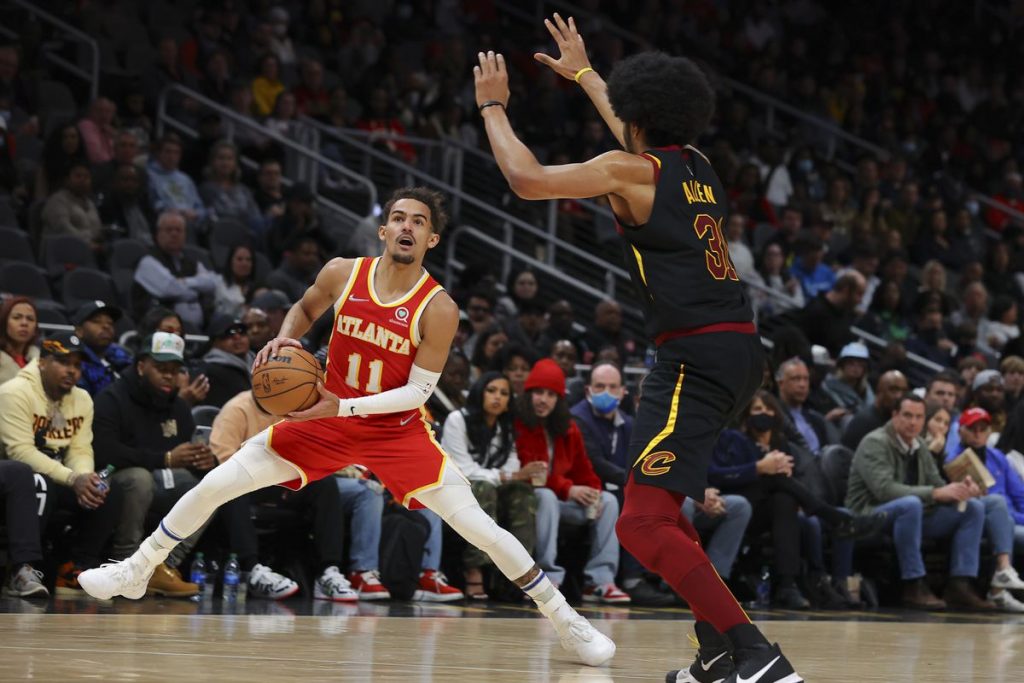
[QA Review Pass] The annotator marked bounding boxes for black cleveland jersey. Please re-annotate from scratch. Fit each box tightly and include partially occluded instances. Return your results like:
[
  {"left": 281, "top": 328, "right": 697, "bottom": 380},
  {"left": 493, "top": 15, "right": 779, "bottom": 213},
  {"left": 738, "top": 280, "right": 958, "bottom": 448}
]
[{"left": 618, "top": 145, "right": 754, "bottom": 341}]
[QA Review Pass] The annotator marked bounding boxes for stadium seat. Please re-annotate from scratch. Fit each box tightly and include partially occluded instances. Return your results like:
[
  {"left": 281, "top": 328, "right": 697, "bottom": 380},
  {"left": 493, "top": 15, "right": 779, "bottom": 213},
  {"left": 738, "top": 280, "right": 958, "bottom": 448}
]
[
  {"left": 0, "top": 227, "right": 35, "bottom": 264},
  {"left": 0, "top": 262, "right": 55, "bottom": 301},
  {"left": 209, "top": 219, "right": 252, "bottom": 265},
  {"left": 253, "top": 251, "right": 272, "bottom": 283},
  {"left": 819, "top": 444, "right": 855, "bottom": 507},
  {"left": 61, "top": 267, "right": 118, "bottom": 310},
  {"left": 110, "top": 239, "right": 150, "bottom": 272},
  {"left": 192, "top": 405, "right": 221, "bottom": 427},
  {"left": 34, "top": 305, "right": 70, "bottom": 327},
  {"left": 42, "top": 234, "right": 97, "bottom": 278}
]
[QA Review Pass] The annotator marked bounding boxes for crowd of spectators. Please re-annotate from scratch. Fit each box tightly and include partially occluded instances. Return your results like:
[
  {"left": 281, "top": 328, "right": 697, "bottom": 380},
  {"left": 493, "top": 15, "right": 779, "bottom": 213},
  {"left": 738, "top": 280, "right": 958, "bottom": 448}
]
[{"left": 1, "top": 1, "right": 1024, "bottom": 614}]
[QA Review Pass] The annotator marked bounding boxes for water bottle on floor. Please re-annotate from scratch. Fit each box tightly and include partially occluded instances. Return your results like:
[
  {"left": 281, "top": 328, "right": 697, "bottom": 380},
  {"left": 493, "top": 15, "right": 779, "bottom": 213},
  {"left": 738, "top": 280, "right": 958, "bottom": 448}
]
[
  {"left": 222, "top": 553, "right": 240, "bottom": 603},
  {"left": 190, "top": 553, "right": 212, "bottom": 604},
  {"left": 755, "top": 565, "right": 771, "bottom": 609}
]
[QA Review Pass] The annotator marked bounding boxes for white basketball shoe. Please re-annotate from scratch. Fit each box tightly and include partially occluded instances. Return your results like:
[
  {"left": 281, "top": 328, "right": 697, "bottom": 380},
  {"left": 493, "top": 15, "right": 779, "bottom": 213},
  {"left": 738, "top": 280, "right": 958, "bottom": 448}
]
[
  {"left": 79, "top": 554, "right": 156, "bottom": 600},
  {"left": 555, "top": 608, "right": 616, "bottom": 667}
]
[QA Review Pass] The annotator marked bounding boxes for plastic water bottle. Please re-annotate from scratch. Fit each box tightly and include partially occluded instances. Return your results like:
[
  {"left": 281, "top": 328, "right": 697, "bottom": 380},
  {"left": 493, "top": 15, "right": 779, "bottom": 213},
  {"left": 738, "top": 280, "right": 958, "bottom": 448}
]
[
  {"left": 755, "top": 565, "right": 772, "bottom": 609},
  {"left": 222, "top": 553, "right": 240, "bottom": 603},
  {"left": 190, "top": 553, "right": 210, "bottom": 603},
  {"left": 95, "top": 465, "right": 116, "bottom": 493}
]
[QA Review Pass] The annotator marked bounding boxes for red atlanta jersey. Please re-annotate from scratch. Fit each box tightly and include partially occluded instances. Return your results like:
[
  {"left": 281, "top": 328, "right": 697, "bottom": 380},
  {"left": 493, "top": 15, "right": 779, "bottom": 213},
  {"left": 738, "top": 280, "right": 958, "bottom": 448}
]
[{"left": 324, "top": 256, "right": 444, "bottom": 426}]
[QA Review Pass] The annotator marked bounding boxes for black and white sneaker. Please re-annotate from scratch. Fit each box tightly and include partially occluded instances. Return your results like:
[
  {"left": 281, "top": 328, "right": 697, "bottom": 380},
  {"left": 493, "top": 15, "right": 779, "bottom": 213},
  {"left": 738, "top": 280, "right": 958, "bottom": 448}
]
[
  {"left": 724, "top": 643, "right": 802, "bottom": 683},
  {"left": 665, "top": 648, "right": 733, "bottom": 683},
  {"left": 666, "top": 623, "right": 735, "bottom": 683}
]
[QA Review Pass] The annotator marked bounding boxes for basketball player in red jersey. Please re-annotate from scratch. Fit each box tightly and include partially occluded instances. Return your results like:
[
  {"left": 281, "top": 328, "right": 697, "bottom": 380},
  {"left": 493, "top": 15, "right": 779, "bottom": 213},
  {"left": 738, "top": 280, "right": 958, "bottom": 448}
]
[
  {"left": 79, "top": 187, "right": 615, "bottom": 668},
  {"left": 474, "top": 15, "right": 802, "bottom": 683}
]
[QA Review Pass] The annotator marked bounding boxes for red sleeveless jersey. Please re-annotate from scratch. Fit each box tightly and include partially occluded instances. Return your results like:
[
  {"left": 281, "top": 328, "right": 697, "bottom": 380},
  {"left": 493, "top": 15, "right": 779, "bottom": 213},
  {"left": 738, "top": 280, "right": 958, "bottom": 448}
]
[{"left": 324, "top": 256, "right": 444, "bottom": 426}]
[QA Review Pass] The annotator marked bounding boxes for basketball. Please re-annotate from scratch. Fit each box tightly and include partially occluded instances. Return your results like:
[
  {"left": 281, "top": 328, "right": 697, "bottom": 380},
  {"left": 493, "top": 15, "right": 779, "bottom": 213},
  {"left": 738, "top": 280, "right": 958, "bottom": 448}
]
[{"left": 251, "top": 347, "right": 324, "bottom": 416}]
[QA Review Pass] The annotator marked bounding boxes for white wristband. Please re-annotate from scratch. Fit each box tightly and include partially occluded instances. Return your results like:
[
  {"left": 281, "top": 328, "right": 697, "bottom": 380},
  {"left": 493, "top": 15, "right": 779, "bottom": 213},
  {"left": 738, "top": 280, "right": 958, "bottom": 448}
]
[{"left": 337, "top": 364, "right": 441, "bottom": 417}]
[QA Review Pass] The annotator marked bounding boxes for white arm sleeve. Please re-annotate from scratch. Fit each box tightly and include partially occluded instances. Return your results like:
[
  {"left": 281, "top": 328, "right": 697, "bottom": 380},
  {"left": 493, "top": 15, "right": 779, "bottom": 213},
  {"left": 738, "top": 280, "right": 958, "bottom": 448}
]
[{"left": 337, "top": 364, "right": 441, "bottom": 417}]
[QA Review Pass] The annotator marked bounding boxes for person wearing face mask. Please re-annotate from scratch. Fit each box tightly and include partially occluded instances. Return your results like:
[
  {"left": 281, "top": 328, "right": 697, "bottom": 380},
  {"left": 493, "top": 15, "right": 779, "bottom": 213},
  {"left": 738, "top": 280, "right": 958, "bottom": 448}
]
[{"left": 711, "top": 390, "right": 885, "bottom": 608}]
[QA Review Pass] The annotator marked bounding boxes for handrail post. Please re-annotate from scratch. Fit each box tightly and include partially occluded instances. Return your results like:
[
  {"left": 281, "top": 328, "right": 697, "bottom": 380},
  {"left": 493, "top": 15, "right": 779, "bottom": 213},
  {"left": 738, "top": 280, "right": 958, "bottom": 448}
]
[
  {"left": 12, "top": 0, "right": 100, "bottom": 100},
  {"left": 545, "top": 200, "right": 558, "bottom": 266},
  {"left": 452, "top": 149, "right": 464, "bottom": 220}
]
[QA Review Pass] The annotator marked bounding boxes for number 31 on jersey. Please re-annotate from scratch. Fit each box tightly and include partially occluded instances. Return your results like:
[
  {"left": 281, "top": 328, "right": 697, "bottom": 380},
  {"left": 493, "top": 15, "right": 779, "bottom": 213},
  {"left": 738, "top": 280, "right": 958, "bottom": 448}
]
[{"left": 693, "top": 213, "right": 739, "bottom": 282}]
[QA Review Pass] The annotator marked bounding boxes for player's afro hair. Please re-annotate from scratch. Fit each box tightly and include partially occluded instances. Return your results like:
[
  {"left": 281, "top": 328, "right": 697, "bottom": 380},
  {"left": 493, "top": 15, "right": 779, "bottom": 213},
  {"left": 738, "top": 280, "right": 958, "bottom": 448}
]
[
  {"left": 606, "top": 52, "right": 715, "bottom": 147},
  {"left": 382, "top": 186, "right": 449, "bottom": 235}
]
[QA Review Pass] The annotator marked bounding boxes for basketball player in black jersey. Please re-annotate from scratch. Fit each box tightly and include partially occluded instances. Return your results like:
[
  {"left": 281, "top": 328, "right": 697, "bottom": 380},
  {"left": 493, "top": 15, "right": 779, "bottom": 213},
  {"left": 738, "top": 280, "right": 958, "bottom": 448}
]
[{"left": 474, "top": 14, "right": 803, "bottom": 683}]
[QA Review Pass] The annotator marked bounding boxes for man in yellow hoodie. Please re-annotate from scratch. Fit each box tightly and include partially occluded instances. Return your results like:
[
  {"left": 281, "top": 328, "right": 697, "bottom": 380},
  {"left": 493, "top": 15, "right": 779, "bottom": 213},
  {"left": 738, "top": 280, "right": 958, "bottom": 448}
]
[{"left": 0, "top": 331, "right": 124, "bottom": 595}]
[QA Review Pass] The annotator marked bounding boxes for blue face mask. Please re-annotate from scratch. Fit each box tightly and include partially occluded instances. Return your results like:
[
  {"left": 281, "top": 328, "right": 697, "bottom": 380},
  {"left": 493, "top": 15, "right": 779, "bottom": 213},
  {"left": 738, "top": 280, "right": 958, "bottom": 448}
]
[{"left": 590, "top": 391, "right": 621, "bottom": 415}]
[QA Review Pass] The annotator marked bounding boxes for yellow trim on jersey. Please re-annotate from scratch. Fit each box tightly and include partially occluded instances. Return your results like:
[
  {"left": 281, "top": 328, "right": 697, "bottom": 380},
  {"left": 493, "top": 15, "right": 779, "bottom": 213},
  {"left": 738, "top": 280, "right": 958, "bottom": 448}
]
[
  {"left": 409, "top": 284, "right": 444, "bottom": 347},
  {"left": 630, "top": 245, "right": 649, "bottom": 288},
  {"left": 641, "top": 152, "right": 662, "bottom": 168},
  {"left": 324, "top": 258, "right": 365, "bottom": 379},
  {"left": 367, "top": 256, "right": 431, "bottom": 308},
  {"left": 633, "top": 364, "right": 686, "bottom": 466},
  {"left": 265, "top": 424, "right": 310, "bottom": 489},
  {"left": 401, "top": 408, "right": 457, "bottom": 507}
]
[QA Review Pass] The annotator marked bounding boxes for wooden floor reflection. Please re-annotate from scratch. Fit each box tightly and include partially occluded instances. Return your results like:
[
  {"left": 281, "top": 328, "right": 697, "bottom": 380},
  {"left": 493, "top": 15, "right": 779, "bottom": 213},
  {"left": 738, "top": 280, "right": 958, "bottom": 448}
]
[{"left": 0, "top": 601, "right": 1020, "bottom": 681}]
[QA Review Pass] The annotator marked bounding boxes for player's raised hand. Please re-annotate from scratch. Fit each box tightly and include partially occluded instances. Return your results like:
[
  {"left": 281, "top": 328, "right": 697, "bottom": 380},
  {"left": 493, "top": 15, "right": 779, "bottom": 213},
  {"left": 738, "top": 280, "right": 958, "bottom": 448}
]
[
  {"left": 534, "top": 13, "right": 592, "bottom": 82},
  {"left": 287, "top": 382, "right": 341, "bottom": 422},
  {"left": 252, "top": 337, "right": 303, "bottom": 371},
  {"left": 473, "top": 50, "right": 510, "bottom": 109}
]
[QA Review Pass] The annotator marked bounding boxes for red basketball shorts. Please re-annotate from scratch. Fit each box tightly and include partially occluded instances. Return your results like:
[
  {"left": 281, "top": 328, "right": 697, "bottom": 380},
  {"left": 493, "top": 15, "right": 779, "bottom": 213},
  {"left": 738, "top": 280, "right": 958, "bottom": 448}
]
[{"left": 264, "top": 411, "right": 452, "bottom": 509}]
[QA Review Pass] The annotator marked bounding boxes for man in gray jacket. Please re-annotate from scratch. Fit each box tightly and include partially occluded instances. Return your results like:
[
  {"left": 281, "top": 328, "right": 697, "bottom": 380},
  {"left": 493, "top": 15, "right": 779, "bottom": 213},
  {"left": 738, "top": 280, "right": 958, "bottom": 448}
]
[{"left": 846, "top": 394, "right": 992, "bottom": 611}]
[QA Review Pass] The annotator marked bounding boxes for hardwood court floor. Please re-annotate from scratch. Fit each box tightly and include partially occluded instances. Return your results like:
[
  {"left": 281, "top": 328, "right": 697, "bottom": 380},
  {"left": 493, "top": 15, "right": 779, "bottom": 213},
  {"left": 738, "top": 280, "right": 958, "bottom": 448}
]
[{"left": 0, "top": 598, "right": 1021, "bottom": 682}]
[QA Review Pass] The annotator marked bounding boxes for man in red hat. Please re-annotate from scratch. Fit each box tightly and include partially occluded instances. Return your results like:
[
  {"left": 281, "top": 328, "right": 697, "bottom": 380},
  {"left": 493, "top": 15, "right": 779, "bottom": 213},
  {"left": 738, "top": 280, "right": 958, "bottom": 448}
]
[
  {"left": 515, "top": 358, "right": 630, "bottom": 603},
  {"left": 951, "top": 406, "right": 1024, "bottom": 611}
]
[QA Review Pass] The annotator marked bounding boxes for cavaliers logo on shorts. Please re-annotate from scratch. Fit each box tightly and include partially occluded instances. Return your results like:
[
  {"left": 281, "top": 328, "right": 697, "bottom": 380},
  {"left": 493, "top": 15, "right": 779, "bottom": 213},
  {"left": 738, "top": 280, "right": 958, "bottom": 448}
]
[{"left": 640, "top": 451, "right": 676, "bottom": 476}]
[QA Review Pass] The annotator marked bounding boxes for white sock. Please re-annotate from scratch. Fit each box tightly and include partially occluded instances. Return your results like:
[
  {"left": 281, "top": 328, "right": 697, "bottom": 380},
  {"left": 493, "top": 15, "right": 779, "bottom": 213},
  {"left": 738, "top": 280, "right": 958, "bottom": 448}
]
[{"left": 522, "top": 570, "right": 574, "bottom": 627}]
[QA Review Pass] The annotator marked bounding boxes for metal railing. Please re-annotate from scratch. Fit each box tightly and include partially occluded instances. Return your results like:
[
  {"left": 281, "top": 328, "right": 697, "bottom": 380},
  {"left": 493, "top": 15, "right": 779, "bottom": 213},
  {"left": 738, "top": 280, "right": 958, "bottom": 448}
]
[
  {"left": 301, "top": 116, "right": 631, "bottom": 297},
  {"left": 157, "top": 85, "right": 377, "bottom": 231},
  {"left": 1, "top": 0, "right": 100, "bottom": 101},
  {"left": 444, "top": 225, "right": 646, "bottom": 336}
]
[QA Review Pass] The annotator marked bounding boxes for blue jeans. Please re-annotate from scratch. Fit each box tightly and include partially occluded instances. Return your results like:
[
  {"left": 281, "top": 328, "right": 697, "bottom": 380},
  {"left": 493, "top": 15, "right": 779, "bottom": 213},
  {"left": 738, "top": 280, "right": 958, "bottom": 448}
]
[
  {"left": 682, "top": 494, "right": 752, "bottom": 580},
  {"left": 335, "top": 477, "right": 384, "bottom": 571},
  {"left": 416, "top": 508, "right": 443, "bottom": 571},
  {"left": 873, "top": 496, "right": 984, "bottom": 580},
  {"left": 799, "top": 512, "right": 855, "bottom": 580},
  {"left": 535, "top": 488, "right": 620, "bottom": 587},
  {"left": 981, "top": 494, "right": 1014, "bottom": 556}
]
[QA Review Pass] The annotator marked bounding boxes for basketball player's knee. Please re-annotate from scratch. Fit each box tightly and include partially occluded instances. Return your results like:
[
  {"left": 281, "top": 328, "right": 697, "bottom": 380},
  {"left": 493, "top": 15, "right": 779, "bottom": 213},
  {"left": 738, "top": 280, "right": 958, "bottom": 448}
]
[{"left": 449, "top": 504, "right": 501, "bottom": 550}]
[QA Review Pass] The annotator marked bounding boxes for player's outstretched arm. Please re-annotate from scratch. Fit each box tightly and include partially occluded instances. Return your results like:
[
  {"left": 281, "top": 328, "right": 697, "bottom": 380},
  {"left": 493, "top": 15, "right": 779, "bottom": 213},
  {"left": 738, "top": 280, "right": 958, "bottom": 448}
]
[
  {"left": 475, "top": 51, "right": 650, "bottom": 202},
  {"left": 253, "top": 257, "right": 354, "bottom": 370},
  {"left": 534, "top": 13, "right": 626, "bottom": 148}
]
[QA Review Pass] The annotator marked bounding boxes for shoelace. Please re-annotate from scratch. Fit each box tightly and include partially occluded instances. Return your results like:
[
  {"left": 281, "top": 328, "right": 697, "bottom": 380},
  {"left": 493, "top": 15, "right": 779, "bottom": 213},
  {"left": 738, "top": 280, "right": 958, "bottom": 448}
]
[
  {"left": 15, "top": 567, "right": 45, "bottom": 587},
  {"left": 322, "top": 574, "right": 354, "bottom": 593}
]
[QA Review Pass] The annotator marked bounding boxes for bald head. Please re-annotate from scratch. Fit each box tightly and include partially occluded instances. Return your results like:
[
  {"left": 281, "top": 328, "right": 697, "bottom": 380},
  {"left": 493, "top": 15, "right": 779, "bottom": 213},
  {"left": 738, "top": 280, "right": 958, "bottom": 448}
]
[{"left": 876, "top": 370, "right": 909, "bottom": 414}]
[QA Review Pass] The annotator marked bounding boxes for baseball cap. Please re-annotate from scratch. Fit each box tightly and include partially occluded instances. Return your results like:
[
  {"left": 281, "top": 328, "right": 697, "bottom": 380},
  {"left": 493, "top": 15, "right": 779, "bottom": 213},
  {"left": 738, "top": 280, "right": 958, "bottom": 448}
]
[
  {"left": 138, "top": 332, "right": 185, "bottom": 363},
  {"left": 207, "top": 314, "right": 248, "bottom": 339},
  {"left": 972, "top": 369, "right": 1003, "bottom": 391},
  {"left": 810, "top": 345, "right": 833, "bottom": 367},
  {"left": 40, "top": 332, "right": 85, "bottom": 358},
  {"left": 838, "top": 342, "right": 870, "bottom": 362},
  {"left": 251, "top": 290, "right": 291, "bottom": 312},
  {"left": 960, "top": 407, "right": 992, "bottom": 429},
  {"left": 71, "top": 300, "right": 123, "bottom": 326}
]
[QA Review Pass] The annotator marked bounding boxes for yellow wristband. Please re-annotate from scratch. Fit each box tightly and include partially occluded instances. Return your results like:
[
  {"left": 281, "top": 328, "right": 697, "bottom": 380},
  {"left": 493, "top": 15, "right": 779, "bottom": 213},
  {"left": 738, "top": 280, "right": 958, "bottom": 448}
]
[{"left": 574, "top": 67, "right": 594, "bottom": 83}]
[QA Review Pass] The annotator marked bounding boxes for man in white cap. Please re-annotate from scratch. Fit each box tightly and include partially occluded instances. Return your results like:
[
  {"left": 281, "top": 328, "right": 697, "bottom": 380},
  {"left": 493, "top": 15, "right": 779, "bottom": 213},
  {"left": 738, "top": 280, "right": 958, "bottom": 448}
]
[{"left": 823, "top": 342, "right": 875, "bottom": 418}]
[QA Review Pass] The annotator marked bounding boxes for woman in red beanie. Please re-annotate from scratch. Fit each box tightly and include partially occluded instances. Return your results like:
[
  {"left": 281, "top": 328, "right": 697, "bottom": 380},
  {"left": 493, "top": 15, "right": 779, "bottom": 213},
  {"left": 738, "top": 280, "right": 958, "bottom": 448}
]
[{"left": 514, "top": 358, "right": 631, "bottom": 603}]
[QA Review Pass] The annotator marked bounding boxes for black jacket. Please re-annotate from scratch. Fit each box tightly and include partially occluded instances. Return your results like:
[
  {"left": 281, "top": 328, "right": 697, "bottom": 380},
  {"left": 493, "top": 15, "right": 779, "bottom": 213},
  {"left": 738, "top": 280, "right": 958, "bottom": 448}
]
[
  {"left": 199, "top": 349, "right": 253, "bottom": 408},
  {"left": 93, "top": 370, "right": 196, "bottom": 471}
]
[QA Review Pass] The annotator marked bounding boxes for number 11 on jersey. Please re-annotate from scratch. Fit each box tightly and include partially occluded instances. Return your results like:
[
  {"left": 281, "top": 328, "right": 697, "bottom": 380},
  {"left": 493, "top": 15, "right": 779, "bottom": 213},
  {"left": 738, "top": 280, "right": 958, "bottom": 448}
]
[{"left": 345, "top": 353, "right": 383, "bottom": 393}]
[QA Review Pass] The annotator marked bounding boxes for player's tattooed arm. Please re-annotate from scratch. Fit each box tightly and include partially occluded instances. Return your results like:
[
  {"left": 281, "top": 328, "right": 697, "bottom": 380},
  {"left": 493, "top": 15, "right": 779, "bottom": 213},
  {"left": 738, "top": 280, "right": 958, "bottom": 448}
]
[{"left": 533, "top": 13, "right": 626, "bottom": 148}]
